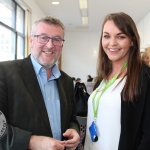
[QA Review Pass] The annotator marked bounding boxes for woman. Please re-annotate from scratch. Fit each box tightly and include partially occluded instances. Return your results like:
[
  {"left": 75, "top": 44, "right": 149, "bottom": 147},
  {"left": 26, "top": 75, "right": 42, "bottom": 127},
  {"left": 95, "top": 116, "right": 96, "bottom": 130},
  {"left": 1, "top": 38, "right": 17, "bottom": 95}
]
[
  {"left": 84, "top": 12, "right": 150, "bottom": 150},
  {"left": 141, "top": 51, "right": 150, "bottom": 66}
]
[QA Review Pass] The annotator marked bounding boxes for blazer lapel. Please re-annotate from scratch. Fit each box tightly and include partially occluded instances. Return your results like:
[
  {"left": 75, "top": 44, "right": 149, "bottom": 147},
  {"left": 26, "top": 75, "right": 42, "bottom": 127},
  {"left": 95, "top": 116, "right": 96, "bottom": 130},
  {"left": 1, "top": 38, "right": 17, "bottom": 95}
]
[
  {"left": 19, "top": 56, "right": 52, "bottom": 133},
  {"left": 57, "top": 76, "right": 68, "bottom": 134}
]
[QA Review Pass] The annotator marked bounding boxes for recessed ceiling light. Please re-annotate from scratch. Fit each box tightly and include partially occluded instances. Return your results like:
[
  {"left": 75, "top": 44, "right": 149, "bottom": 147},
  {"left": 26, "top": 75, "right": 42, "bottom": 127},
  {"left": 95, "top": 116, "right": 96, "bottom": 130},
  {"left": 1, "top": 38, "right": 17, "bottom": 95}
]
[
  {"left": 52, "top": 1, "right": 59, "bottom": 5},
  {"left": 79, "top": 0, "right": 87, "bottom": 9},
  {"left": 82, "top": 17, "right": 88, "bottom": 25}
]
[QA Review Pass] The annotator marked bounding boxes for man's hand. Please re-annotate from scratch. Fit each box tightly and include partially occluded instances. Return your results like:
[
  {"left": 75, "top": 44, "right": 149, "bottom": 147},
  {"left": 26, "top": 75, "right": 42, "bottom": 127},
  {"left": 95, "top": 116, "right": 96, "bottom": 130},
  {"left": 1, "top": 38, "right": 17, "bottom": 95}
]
[
  {"left": 63, "top": 129, "right": 80, "bottom": 150},
  {"left": 28, "top": 135, "right": 65, "bottom": 150}
]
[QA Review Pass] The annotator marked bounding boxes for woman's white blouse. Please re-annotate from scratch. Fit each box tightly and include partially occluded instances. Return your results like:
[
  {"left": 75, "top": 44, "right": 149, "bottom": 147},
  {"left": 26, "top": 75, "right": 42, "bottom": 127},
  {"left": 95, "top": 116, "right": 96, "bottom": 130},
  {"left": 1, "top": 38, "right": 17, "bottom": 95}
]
[{"left": 84, "top": 77, "right": 126, "bottom": 150}]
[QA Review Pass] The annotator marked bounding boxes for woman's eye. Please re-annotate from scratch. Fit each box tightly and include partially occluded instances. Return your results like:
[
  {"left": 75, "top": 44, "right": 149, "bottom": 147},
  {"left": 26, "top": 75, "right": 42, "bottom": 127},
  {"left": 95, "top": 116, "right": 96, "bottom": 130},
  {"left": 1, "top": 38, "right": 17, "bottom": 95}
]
[
  {"left": 103, "top": 35, "right": 110, "bottom": 38},
  {"left": 118, "top": 36, "right": 125, "bottom": 39}
]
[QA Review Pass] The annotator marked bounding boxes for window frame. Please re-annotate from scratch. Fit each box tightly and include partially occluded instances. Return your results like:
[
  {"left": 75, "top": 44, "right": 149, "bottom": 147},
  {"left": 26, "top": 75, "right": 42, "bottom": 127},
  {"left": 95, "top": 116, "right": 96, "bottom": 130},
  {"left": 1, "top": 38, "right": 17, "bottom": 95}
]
[{"left": 0, "top": 0, "right": 25, "bottom": 60}]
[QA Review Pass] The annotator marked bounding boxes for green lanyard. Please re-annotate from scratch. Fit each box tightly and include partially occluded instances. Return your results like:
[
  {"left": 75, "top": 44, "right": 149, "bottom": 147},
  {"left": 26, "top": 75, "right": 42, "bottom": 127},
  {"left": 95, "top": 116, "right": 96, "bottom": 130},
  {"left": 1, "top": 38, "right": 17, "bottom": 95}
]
[{"left": 92, "top": 60, "right": 128, "bottom": 119}]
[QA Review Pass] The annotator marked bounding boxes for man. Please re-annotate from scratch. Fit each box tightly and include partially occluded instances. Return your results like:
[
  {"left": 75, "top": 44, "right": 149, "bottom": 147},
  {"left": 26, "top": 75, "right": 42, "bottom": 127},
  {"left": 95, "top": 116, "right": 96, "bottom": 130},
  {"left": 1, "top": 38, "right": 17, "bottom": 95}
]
[{"left": 0, "top": 16, "right": 80, "bottom": 150}]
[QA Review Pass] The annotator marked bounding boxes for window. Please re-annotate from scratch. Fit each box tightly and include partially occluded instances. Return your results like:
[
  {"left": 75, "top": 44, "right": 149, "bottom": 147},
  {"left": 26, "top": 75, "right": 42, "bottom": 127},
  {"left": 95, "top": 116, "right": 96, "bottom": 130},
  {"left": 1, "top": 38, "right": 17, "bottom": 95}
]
[{"left": 0, "top": 0, "right": 25, "bottom": 61}]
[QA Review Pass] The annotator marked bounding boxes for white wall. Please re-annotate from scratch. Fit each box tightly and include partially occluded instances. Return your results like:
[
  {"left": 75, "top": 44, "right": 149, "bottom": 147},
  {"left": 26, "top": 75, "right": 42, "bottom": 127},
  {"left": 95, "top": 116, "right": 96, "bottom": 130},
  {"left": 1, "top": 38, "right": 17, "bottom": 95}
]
[
  {"left": 137, "top": 11, "right": 150, "bottom": 51},
  {"left": 62, "top": 32, "right": 100, "bottom": 82},
  {"left": 23, "top": 0, "right": 45, "bottom": 24}
]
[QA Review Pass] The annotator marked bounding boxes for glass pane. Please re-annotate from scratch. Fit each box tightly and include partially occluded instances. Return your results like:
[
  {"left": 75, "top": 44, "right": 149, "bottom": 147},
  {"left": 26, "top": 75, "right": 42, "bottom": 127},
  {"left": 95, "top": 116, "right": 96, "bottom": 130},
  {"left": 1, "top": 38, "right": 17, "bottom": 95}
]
[
  {"left": 0, "top": 25, "right": 15, "bottom": 61},
  {"left": 17, "top": 36, "right": 24, "bottom": 59},
  {"left": 16, "top": 6, "right": 24, "bottom": 34},
  {"left": 0, "top": 0, "right": 15, "bottom": 28}
]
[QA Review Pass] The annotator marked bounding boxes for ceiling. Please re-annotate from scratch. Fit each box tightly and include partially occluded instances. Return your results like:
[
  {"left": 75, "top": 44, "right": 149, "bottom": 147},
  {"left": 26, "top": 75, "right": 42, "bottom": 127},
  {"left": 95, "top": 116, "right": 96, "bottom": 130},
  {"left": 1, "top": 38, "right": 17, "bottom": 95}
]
[{"left": 34, "top": 0, "right": 150, "bottom": 32}]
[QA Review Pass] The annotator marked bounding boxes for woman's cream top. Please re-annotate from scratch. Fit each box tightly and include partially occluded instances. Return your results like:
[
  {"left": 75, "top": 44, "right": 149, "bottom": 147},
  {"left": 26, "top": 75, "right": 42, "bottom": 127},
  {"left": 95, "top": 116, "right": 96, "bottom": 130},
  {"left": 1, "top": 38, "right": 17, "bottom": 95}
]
[{"left": 84, "top": 77, "right": 126, "bottom": 150}]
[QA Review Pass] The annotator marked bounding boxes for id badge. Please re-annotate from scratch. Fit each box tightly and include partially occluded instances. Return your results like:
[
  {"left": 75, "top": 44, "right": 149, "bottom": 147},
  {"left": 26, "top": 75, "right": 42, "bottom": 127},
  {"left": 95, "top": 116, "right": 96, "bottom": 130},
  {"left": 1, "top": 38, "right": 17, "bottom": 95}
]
[{"left": 89, "top": 121, "right": 98, "bottom": 142}]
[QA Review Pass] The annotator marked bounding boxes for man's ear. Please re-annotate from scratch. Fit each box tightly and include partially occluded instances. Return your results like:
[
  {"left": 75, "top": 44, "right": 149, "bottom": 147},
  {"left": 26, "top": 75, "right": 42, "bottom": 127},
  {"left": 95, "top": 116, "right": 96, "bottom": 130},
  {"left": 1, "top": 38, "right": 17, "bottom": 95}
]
[{"left": 29, "top": 35, "right": 33, "bottom": 48}]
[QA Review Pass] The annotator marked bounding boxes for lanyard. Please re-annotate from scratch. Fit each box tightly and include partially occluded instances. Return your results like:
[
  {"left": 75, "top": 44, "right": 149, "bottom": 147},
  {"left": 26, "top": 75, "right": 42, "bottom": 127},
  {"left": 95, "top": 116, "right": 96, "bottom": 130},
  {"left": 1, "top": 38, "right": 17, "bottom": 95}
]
[{"left": 92, "top": 60, "right": 128, "bottom": 119}]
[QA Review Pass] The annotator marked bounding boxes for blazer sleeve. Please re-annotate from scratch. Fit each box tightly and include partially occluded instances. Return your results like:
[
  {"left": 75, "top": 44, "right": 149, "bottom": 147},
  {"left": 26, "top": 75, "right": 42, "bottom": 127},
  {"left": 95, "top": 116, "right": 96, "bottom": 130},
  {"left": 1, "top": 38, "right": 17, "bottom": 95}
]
[
  {"left": 137, "top": 75, "right": 150, "bottom": 150},
  {"left": 0, "top": 65, "right": 32, "bottom": 150}
]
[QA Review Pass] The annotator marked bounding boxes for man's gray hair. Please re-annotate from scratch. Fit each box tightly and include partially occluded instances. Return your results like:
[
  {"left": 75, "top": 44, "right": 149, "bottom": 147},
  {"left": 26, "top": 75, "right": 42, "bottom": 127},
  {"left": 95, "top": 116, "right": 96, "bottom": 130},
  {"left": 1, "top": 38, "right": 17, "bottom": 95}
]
[{"left": 31, "top": 16, "right": 65, "bottom": 35}]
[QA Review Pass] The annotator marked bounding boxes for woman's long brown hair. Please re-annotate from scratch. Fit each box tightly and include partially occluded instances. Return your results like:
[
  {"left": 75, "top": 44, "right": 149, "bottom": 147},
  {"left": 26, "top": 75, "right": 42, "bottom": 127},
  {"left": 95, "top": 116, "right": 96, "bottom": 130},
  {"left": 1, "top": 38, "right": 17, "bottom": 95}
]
[{"left": 96, "top": 12, "right": 142, "bottom": 102}]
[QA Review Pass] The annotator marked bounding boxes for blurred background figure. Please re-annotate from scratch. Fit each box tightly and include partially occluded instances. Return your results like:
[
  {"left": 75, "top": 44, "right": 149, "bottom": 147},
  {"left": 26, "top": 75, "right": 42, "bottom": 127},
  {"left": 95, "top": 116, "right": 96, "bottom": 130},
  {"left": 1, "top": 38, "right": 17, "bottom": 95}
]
[
  {"left": 86, "top": 75, "right": 93, "bottom": 82},
  {"left": 76, "top": 78, "right": 81, "bottom": 83},
  {"left": 141, "top": 51, "right": 150, "bottom": 66},
  {"left": 72, "top": 77, "right": 76, "bottom": 87}
]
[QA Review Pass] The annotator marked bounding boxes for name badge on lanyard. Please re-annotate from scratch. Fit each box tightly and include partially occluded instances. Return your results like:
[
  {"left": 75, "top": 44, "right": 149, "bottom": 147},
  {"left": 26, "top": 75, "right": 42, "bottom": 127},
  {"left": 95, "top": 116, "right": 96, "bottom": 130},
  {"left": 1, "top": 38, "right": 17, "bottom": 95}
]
[{"left": 89, "top": 121, "right": 98, "bottom": 142}]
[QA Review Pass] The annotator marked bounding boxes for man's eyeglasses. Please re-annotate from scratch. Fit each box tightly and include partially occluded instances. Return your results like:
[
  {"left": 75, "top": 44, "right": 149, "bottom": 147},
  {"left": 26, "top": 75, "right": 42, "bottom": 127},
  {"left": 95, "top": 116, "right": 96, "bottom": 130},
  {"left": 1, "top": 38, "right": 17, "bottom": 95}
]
[{"left": 33, "top": 35, "right": 65, "bottom": 46}]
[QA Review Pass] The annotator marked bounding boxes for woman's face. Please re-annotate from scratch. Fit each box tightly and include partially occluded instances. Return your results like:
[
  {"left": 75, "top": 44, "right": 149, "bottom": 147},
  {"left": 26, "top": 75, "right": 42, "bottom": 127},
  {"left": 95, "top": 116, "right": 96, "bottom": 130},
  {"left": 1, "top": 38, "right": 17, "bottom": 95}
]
[{"left": 102, "top": 20, "right": 133, "bottom": 64}]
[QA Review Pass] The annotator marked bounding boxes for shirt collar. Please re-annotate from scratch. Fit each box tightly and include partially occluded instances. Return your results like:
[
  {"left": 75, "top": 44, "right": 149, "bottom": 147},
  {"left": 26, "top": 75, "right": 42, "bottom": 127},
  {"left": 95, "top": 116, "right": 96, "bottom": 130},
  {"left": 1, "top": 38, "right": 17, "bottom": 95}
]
[{"left": 30, "top": 54, "right": 61, "bottom": 79}]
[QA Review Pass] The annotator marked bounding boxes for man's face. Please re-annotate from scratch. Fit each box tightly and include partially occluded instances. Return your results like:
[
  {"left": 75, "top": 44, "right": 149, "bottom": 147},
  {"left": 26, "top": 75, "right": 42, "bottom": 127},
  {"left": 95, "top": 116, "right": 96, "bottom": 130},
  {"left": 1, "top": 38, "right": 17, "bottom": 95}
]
[{"left": 29, "top": 22, "right": 64, "bottom": 69}]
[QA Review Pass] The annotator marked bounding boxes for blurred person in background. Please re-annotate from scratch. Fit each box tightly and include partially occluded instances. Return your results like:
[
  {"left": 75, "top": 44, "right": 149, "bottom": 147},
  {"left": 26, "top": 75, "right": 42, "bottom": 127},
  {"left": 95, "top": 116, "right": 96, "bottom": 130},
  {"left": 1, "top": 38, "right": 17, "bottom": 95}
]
[
  {"left": 87, "top": 75, "right": 93, "bottom": 82},
  {"left": 141, "top": 51, "right": 150, "bottom": 66}
]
